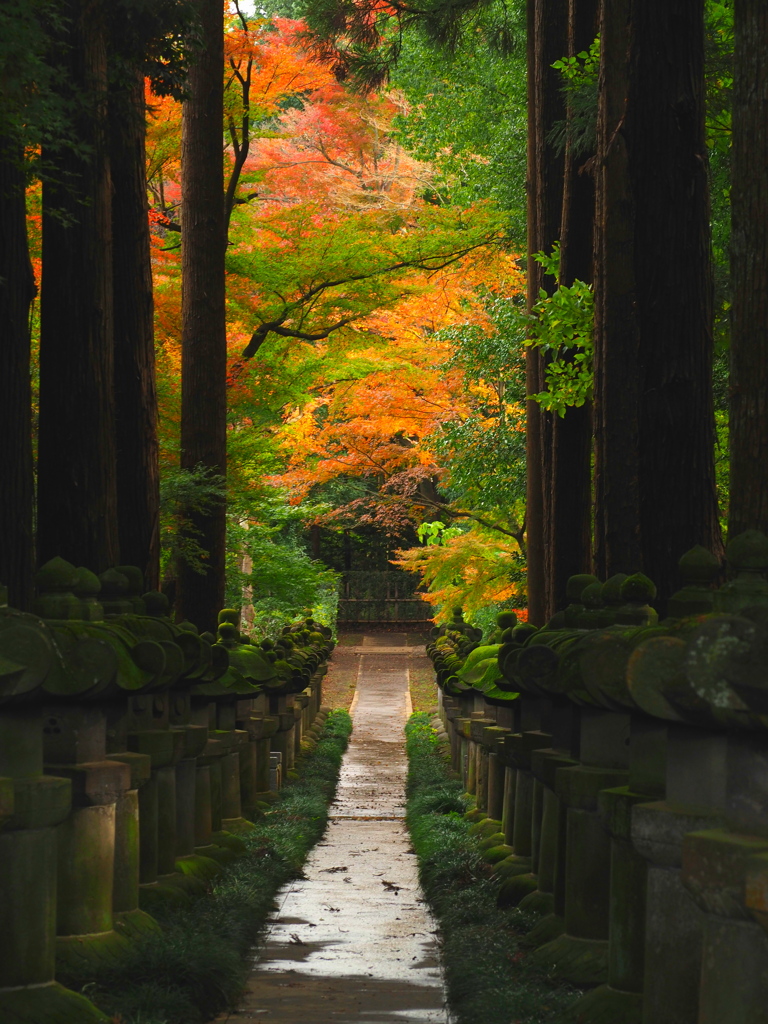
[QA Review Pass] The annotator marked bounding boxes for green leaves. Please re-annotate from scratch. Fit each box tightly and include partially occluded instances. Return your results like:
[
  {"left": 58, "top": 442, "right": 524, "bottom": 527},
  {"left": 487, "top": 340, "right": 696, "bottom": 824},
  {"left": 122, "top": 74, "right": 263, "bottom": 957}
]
[{"left": 526, "top": 245, "right": 594, "bottom": 418}]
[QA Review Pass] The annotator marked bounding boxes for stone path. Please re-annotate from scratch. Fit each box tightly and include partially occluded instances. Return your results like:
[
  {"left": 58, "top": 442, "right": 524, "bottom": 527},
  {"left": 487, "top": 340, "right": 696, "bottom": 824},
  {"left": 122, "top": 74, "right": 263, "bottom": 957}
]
[{"left": 219, "top": 634, "right": 447, "bottom": 1024}]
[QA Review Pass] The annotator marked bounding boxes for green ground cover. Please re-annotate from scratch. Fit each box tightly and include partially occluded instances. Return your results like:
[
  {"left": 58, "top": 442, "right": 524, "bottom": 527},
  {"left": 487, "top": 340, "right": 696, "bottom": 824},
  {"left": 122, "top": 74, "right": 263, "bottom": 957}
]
[
  {"left": 62, "top": 711, "right": 352, "bottom": 1024},
  {"left": 405, "top": 713, "right": 577, "bottom": 1024}
]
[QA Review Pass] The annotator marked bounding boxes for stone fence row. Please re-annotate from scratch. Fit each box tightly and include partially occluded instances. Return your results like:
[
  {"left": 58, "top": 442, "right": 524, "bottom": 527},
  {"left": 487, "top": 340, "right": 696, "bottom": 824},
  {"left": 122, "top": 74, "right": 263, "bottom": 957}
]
[
  {"left": 0, "top": 557, "right": 333, "bottom": 1024},
  {"left": 431, "top": 531, "right": 768, "bottom": 1024}
]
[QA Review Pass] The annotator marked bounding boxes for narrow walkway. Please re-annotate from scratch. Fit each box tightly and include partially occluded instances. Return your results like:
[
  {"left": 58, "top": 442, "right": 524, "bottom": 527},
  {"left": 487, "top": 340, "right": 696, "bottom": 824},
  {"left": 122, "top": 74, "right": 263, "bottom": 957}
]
[{"left": 222, "top": 634, "right": 447, "bottom": 1023}]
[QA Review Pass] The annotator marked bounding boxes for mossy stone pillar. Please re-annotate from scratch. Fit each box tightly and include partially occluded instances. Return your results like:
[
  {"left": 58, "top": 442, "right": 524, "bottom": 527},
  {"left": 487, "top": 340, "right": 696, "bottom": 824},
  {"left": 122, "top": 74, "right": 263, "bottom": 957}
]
[
  {"left": 155, "top": 764, "right": 177, "bottom": 875},
  {"left": 519, "top": 748, "right": 578, "bottom": 929},
  {"left": 270, "top": 696, "right": 297, "bottom": 774},
  {"left": 682, "top": 830, "right": 768, "bottom": 1024},
  {"left": 502, "top": 765, "right": 516, "bottom": 842},
  {"left": 107, "top": 751, "right": 157, "bottom": 938},
  {"left": 562, "top": 716, "right": 667, "bottom": 1023},
  {"left": 138, "top": 771, "right": 159, "bottom": 883},
  {"left": 470, "top": 717, "right": 494, "bottom": 811},
  {"left": 484, "top": 725, "right": 512, "bottom": 819},
  {"left": 175, "top": 758, "right": 196, "bottom": 855},
  {"left": 454, "top": 717, "right": 472, "bottom": 791},
  {"left": 442, "top": 699, "right": 462, "bottom": 773},
  {"left": 677, "top": 733, "right": 768, "bottom": 1024},
  {"left": 530, "top": 709, "right": 630, "bottom": 985},
  {"left": 632, "top": 725, "right": 728, "bottom": 1024},
  {"left": 530, "top": 762, "right": 629, "bottom": 984},
  {"left": 495, "top": 731, "right": 553, "bottom": 896},
  {"left": 0, "top": 695, "right": 107, "bottom": 1022},
  {"left": 52, "top": 759, "right": 133, "bottom": 972}
]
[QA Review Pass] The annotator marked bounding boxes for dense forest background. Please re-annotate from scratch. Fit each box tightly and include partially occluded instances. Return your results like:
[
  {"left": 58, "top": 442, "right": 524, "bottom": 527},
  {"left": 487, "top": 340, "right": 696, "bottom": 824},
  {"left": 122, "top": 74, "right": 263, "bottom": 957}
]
[{"left": 0, "top": 0, "right": 742, "bottom": 636}]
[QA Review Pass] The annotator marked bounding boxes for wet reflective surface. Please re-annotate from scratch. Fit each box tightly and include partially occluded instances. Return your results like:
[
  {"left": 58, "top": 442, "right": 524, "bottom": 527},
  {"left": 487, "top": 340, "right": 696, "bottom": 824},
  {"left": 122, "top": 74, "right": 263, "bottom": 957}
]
[{"left": 219, "top": 635, "right": 447, "bottom": 1023}]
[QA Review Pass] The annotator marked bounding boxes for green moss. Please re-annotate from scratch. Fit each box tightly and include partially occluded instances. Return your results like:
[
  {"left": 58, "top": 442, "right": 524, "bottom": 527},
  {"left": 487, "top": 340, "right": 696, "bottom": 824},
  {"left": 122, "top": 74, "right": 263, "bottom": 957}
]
[
  {"left": 478, "top": 832, "right": 506, "bottom": 851},
  {"left": 469, "top": 818, "right": 503, "bottom": 839}
]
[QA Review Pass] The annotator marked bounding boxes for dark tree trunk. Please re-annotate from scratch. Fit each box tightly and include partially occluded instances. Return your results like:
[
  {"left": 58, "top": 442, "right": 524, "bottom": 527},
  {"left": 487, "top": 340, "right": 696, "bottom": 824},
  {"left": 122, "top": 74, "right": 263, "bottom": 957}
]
[
  {"left": 526, "top": 0, "right": 567, "bottom": 624},
  {"left": 548, "top": 0, "right": 598, "bottom": 612},
  {"left": 0, "top": 143, "right": 36, "bottom": 608},
  {"left": 730, "top": 0, "right": 768, "bottom": 539},
  {"left": 592, "top": 0, "right": 641, "bottom": 580},
  {"left": 178, "top": 0, "right": 227, "bottom": 631},
  {"left": 38, "top": 0, "right": 119, "bottom": 573},
  {"left": 632, "top": 0, "right": 722, "bottom": 607},
  {"left": 110, "top": 68, "right": 161, "bottom": 591}
]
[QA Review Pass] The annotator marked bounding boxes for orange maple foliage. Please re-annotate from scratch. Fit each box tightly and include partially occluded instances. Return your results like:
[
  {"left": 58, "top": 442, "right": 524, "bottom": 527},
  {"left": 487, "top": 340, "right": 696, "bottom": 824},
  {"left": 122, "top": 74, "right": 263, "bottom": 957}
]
[{"left": 273, "top": 252, "right": 523, "bottom": 507}]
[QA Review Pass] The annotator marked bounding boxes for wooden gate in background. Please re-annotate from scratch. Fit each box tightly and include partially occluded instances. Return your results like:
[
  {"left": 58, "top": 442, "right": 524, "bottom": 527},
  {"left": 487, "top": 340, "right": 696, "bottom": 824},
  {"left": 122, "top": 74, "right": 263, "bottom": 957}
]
[{"left": 337, "top": 571, "right": 433, "bottom": 629}]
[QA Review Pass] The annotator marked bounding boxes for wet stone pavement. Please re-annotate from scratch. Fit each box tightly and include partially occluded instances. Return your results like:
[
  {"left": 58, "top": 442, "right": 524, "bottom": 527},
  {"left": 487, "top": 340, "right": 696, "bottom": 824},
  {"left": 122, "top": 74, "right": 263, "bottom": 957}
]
[{"left": 219, "top": 634, "right": 448, "bottom": 1024}]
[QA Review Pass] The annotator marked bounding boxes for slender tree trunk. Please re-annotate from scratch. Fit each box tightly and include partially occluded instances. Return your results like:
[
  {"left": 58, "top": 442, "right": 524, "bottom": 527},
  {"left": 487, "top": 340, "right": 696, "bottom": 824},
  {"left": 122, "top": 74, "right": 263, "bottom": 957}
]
[
  {"left": 549, "top": 0, "right": 598, "bottom": 611},
  {"left": 526, "top": 0, "right": 567, "bottom": 624},
  {"left": 632, "top": 0, "right": 722, "bottom": 607},
  {"left": 0, "top": 143, "right": 36, "bottom": 608},
  {"left": 38, "top": 0, "right": 119, "bottom": 573},
  {"left": 179, "top": 0, "right": 227, "bottom": 631},
  {"left": 730, "top": 0, "right": 768, "bottom": 538},
  {"left": 592, "top": 0, "right": 641, "bottom": 580},
  {"left": 525, "top": 0, "right": 546, "bottom": 626},
  {"left": 111, "top": 68, "right": 161, "bottom": 590}
]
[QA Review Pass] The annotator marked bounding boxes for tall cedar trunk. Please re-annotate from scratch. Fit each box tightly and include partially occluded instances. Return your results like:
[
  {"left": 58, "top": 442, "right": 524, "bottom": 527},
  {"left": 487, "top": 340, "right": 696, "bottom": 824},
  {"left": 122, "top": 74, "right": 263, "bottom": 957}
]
[
  {"left": 592, "top": 0, "right": 641, "bottom": 579},
  {"left": 525, "top": 0, "right": 546, "bottom": 626},
  {"left": 526, "top": 0, "right": 567, "bottom": 624},
  {"left": 179, "top": 0, "right": 227, "bottom": 631},
  {"left": 632, "top": 0, "right": 722, "bottom": 608},
  {"left": 0, "top": 144, "right": 36, "bottom": 608},
  {"left": 730, "top": 0, "right": 768, "bottom": 538},
  {"left": 549, "top": 0, "right": 598, "bottom": 612},
  {"left": 111, "top": 68, "right": 161, "bottom": 591},
  {"left": 38, "top": 0, "right": 119, "bottom": 573}
]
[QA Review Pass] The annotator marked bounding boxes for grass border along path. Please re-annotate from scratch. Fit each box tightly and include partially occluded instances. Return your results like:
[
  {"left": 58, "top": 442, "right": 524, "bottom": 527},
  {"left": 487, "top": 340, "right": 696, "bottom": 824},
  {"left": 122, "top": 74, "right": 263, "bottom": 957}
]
[
  {"left": 405, "top": 713, "right": 577, "bottom": 1024},
  {"left": 64, "top": 710, "right": 352, "bottom": 1024}
]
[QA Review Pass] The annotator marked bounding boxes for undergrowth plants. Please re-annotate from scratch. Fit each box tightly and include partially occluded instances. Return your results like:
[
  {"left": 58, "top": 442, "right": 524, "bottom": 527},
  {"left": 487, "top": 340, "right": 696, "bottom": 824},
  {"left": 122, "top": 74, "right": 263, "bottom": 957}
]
[
  {"left": 63, "top": 710, "right": 352, "bottom": 1024},
  {"left": 405, "top": 713, "right": 577, "bottom": 1024}
]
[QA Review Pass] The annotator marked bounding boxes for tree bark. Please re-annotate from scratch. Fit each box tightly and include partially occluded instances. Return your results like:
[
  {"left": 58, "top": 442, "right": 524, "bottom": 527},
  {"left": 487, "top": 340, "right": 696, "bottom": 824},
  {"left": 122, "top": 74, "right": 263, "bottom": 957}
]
[
  {"left": 548, "top": 0, "right": 598, "bottom": 612},
  {"left": 730, "top": 0, "right": 768, "bottom": 539},
  {"left": 38, "top": 0, "right": 119, "bottom": 573},
  {"left": 632, "top": 0, "right": 722, "bottom": 607},
  {"left": 111, "top": 68, "right": 161, "bottom": 591},
  {"left": 592, "top": 0, "right": 642, "bottom": 580},
  {"left": 179, "top": 0, "right": 227, "bottom": 631},
  {"left": 526, "top": 0, "right": 567, "bottom": 625},
  {"left": 0, "top": 143, "right": 36, "bottom": 608}
]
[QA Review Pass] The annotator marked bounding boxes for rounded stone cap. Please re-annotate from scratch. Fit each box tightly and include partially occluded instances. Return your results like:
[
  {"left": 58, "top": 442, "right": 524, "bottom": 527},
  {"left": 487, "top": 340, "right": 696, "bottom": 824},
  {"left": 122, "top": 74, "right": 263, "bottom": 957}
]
[
  {"left": 512, "top": 623, "right": 538, "bottom": 644},
  {"left": 602, "top": 573, "right": 629, "bottom": 606},
  {"left": 496, "top": 610, "right": 518, "bottom": 630},
  {"left": 678, "top": 545, "right": 721, "bottom": 585},
  {"left": 36, "top": 557, "right": 78, "bottom": 592},
  {"left": 218, "top": 623, "right": 239, "bottom": 644},
  {"left": 99, "top": 568, "right": 129, "bottom": 597},
  {"left": 73, "top": 566, "right": 101, "bottom": 597},
  {"left": 566, "top": 573, "right": 599, "bottom": 602},
  {"left": 581, "top": 582, "right": 604, "bottom": 608},
  {"left": 726, "top": 530, "right": 768, "bottom": 573},
  {"left": 142, "top": 591, "right": 169, "bottom": 616},
  {"left": 218, "top": 608, "right": 240, "bottom": 625},
  {"left": 114, "top": 565, "right": 145, "bottom": 595},
  {"left": 621, "top": 573, "right": 657, "bottom": 602}
]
